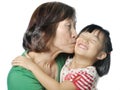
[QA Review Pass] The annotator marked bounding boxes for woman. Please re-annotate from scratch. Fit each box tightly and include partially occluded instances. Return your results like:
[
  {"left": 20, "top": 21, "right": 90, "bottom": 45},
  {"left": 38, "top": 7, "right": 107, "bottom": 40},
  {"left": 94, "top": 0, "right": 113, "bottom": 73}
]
[{"left": 7, "top": 1, "right": 77, "bottom": 90}]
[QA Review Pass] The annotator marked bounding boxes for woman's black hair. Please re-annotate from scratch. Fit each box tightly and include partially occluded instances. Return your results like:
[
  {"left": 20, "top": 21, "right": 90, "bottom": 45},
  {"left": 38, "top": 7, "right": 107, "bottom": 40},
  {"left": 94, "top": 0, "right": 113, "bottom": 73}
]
[{"left": 78, "top": 24, "right": 113, "bottom": 77}]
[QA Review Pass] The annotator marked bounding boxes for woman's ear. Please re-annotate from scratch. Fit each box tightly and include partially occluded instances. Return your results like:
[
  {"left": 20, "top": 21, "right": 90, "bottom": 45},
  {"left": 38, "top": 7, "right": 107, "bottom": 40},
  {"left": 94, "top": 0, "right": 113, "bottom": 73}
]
[{"left": 97, "top": 51, "right": 107, "bottom": 60}]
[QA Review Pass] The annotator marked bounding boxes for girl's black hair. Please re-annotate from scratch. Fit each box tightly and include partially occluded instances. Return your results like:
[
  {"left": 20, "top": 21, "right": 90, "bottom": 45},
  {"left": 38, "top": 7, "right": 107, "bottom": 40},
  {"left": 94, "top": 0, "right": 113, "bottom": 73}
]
[{"left": 78, "top": 24, "right": 113, "bottom": 77}]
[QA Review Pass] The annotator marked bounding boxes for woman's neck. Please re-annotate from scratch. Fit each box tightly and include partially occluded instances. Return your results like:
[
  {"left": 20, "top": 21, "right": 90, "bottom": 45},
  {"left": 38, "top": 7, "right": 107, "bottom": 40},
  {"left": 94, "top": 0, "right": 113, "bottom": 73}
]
[
  {"left": 27, "top": 50, "right": 59, "bottom": 64},
  {"left": 27, "top": 50, "right": 60, "bottom": 79}
]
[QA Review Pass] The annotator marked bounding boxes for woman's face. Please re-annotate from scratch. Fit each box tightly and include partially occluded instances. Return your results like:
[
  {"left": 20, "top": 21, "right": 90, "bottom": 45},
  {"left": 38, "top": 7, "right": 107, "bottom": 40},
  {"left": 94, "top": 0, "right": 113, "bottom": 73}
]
[
  {"left": 75, "top": 30, "right": 105, "bottom": 59},
  {"left": 53, "top": 19, "right": 77, "bottom": 53}
]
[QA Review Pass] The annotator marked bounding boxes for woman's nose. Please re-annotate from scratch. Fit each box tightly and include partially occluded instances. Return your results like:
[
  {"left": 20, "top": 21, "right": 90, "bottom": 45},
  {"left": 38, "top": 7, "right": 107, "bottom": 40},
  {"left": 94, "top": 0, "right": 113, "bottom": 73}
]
[{"left": 72, "top": 29, "right": 77, "bottom": 39}]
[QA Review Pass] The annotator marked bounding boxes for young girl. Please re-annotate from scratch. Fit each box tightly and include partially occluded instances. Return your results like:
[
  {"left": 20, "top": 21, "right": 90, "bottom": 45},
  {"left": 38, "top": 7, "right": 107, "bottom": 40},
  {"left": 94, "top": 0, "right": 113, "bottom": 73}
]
[{"left": 12, "top": 24, "right": 113, "bottom": 90}]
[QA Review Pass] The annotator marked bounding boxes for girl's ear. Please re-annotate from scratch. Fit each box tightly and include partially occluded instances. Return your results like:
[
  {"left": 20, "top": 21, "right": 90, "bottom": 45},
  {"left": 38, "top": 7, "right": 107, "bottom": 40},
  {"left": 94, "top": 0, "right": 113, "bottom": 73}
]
[{"left": 97, "top": 51, "right": 107, "bottom": 60}]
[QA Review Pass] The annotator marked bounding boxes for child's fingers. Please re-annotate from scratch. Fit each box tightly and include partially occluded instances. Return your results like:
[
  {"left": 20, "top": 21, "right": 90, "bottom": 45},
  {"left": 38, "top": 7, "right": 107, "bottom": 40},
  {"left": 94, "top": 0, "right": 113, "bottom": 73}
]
[{"left": 12, "top": 60, "right": 29, "bottom": 69}]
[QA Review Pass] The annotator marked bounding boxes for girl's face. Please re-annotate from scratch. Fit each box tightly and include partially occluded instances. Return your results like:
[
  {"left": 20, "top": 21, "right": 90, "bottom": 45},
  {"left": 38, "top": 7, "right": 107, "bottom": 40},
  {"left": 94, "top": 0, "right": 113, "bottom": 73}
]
[
  {"left": 75, "top": 30, "right": 105, "bottom": 59},
  {"left": 53, "top": 19, "right": 77, "bottom": 53}
]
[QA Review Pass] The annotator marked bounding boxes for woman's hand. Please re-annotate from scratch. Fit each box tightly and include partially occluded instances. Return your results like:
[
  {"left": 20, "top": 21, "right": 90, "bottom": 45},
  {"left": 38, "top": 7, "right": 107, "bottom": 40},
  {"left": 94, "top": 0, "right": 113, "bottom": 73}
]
[{"left": 12, "top": 56, "right": 37, "bottom": 71}]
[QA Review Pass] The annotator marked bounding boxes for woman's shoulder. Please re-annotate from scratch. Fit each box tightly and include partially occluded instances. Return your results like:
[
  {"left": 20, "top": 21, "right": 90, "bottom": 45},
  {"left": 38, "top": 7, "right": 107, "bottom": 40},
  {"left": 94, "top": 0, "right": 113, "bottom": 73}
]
[
  {"left": 7, "top": 66, "right": 45, "bottom": 90},
  {"left": 8, "top": 66, "right": 34, "bottom": 79},
  {"left": 8, "top": 51, "right": 36, "bottom": 80}
]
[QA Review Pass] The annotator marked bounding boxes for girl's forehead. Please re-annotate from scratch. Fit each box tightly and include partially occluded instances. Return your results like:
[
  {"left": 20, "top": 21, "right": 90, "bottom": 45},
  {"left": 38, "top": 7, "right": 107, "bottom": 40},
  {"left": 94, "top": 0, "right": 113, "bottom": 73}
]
[
  {"left": 83, "top": 29, "right": 104, "bottom": 36},
  {"left": 92, "top": 30, "right": 102, "bottom": 36},
  {"left": 80, "top": 29, "right": 105, "bottom": 40},
  {"left": 92, "top": 29, "right": 105, "bottom": 38}
]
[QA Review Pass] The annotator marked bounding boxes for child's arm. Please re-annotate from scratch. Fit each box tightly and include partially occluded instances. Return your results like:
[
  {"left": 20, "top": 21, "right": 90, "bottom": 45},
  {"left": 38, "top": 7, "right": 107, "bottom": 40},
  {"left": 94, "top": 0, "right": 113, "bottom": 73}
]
[{"left": 12, "top": 56, "right": 76, "bottom": 90}]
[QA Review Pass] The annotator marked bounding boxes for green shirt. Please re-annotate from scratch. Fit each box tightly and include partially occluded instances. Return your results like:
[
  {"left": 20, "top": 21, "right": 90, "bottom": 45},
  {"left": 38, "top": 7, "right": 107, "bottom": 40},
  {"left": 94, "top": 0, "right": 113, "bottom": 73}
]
[{"left": 7, "top": 52, "right": 67, "bottom": 90}]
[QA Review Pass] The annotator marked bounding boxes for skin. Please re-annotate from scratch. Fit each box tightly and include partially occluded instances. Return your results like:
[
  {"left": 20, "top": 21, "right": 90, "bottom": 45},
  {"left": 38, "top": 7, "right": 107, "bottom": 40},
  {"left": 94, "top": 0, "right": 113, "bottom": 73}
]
[{"left": 12, "top": 29, "right": 107, "bottom": 90}]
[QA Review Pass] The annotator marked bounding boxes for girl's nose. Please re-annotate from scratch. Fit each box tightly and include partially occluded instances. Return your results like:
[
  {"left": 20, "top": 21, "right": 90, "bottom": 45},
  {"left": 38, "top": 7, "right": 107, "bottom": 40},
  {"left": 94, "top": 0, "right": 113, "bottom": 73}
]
[{"left": 81, "top": 37, "right": 89, "bottom": 44}]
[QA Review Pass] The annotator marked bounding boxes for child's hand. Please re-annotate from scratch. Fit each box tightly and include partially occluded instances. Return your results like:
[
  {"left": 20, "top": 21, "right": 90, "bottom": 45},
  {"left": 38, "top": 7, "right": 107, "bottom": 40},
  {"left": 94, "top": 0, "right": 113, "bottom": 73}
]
[{"left": 12, "top": 56, "right": 36, "bottom": 71}]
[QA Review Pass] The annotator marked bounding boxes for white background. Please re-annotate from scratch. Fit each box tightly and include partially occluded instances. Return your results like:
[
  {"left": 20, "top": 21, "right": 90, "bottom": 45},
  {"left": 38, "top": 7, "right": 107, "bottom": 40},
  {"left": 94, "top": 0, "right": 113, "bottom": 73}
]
[{"left": 0, "top": 0, "right": 120, "bottom": 90}]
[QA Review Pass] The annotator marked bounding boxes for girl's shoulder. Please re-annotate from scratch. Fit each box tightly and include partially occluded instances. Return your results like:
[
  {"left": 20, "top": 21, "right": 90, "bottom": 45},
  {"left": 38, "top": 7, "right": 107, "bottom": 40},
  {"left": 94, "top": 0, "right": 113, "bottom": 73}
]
[
  {"left": 84, "top": 66, "right": 98, "bottom": 77},
  {"left": 70, "top": 66, "right": 98, "bottom": 78}
]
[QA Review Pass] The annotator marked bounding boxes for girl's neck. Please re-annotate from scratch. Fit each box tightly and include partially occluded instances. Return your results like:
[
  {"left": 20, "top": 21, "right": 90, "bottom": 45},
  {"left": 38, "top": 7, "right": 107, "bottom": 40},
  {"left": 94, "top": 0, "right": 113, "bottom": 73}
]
[{"left": 70, "top": 55, "right": 94, "bottom": 69}]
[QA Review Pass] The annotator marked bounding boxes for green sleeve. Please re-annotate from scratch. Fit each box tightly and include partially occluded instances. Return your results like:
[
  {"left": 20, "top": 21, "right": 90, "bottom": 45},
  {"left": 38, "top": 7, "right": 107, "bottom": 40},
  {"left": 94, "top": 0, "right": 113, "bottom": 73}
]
[{"left": 7, "top": 51, "right": 45, "bottom": 90}]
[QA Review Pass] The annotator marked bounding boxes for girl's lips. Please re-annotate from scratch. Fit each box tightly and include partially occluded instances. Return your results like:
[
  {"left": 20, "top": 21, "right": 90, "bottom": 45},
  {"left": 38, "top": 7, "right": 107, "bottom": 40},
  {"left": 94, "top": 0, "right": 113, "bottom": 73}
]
[{"left": 77, "top": 43, "right": 88, "bottom": 50}]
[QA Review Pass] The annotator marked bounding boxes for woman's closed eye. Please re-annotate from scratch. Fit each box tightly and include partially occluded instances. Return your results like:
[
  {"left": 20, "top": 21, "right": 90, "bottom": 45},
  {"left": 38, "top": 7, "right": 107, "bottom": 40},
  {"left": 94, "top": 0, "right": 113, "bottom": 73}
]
[{"left": 65, "top": 23, "right": 71, "bottom": 29}]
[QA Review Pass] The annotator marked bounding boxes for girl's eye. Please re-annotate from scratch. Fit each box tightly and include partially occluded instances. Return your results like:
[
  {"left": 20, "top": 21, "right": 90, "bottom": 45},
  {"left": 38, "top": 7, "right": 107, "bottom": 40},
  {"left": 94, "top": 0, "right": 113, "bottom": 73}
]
[
  {"left": 91, "top": 40, "right": 96, "bottom": 43},
  {"left": 90, "top": 38, "right": 97, "bottom": 43}
]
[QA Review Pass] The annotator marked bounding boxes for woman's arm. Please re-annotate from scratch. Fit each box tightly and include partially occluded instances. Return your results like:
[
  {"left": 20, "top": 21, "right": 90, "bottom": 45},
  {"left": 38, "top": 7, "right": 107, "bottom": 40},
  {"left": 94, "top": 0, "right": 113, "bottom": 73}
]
[{"left": 12, "top": 57, "right": 76, "bottom": 90}]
